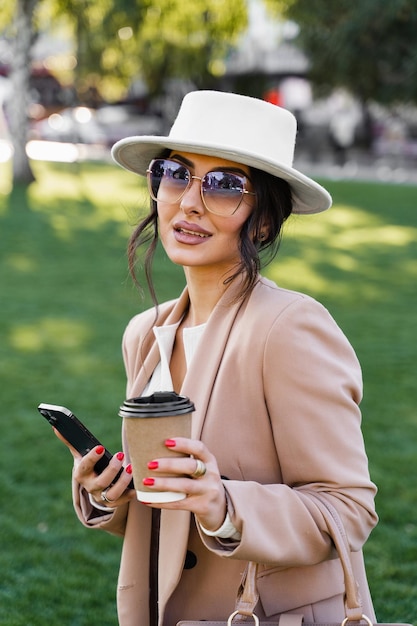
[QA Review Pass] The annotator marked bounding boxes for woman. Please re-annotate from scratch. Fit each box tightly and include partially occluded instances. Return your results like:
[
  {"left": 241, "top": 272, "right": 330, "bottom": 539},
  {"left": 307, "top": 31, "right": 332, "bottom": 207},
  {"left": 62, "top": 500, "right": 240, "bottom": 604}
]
[{"left": 67, "top": 91, "right": 377, "bottom": 626}]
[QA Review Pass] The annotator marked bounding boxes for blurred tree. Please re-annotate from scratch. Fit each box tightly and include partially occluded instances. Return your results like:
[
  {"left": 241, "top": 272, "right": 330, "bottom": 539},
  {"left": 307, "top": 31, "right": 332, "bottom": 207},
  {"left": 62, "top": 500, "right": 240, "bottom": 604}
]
[
  {"left": 136, "top": 0, "right": 247, "bottom": 96},
  {"left": 0, "top": 0, "right": 248, "bottom": 185},
  {"left": 36, "top": 0, "right": 248, "bottom": 101},
  {"left": 3, "top": 0, "right": 39, "bottom": 184},
  {"left": 35, "top": 0, "right": 150, "bottom": 102},
  {"left": 266, "top": 0, "right": 417, "bottom": 104}
]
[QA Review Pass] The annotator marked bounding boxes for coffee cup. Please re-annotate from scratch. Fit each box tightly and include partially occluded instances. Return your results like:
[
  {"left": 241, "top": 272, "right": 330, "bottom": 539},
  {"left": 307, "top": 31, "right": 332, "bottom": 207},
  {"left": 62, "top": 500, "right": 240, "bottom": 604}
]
[{"left": 119, "top": 391, "right": 195, "bottom": 503}]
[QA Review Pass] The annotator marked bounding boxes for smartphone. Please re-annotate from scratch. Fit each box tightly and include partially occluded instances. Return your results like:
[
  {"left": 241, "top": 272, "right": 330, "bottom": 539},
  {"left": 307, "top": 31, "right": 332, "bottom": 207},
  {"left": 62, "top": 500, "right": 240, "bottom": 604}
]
[{"left": 38, "top": 402, "right": 133, "bottom": 488}]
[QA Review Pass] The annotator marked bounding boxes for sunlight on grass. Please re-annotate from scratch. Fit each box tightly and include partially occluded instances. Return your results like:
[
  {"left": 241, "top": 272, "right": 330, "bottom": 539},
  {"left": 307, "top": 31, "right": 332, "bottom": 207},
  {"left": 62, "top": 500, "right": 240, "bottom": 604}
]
[
  {"left": 270, "top": 202, "right": 417, "bottom": 299},
  {"left": 10, "top": 317, "right": 91, "bottom": 352},
  {"left": 336, "top": 223, "right": 415, "bottom": 248},
  {"left": 28, "top": 160, "right": 149, "bottom": 240},
  {"left": 285, "top": 203, "right": 415, "bottom": 248},
  {"left": 6, "top": 253, "right": 38, "bottom": 273},
  {"left": 267, "top": 257, "right": 331, "bottom": 294}
]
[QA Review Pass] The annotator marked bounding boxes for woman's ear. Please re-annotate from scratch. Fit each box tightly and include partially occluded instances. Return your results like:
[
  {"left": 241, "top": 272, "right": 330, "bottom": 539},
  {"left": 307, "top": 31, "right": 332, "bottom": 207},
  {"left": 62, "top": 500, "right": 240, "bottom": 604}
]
[
  {"left": 257, "top": 221, "right": 270, "bottom": 244},
  {"left": 248, "top": 213, "right": 271, "bottom": 245}
]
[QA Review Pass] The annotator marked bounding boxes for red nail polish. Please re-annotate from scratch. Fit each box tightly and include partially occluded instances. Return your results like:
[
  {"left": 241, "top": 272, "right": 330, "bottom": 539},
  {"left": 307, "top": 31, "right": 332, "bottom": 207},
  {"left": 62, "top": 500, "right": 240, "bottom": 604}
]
[
  {"left": 148, "top": 460, "right": 159, "bottom": 470},
  {"left": 126, "top": 464, "right": 132, "bottom": 475},
  {"left": 143, "top": 477, "right": 155, "bottom": 486},
  {"left": 96, "top": 445, "right": 105, "bottom": 455},
  {"left": 165, "top": 439, "right": 176, "bottom": 447},
  {"left": 116, "top": 451, "right": 125, "bottom": 462}
]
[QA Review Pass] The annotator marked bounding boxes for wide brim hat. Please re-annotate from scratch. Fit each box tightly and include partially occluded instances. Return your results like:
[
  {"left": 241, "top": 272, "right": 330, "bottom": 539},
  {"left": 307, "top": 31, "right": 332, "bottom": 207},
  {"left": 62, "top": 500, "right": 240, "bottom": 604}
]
[{"left": 112, "top": 90, "right": 332, "bottom": 214}]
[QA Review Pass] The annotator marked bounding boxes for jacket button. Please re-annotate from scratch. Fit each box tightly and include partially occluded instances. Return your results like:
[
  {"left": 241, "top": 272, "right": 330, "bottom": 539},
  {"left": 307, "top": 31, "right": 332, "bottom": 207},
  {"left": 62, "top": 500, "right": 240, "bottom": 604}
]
[{"left": 184, "top": 550, "right": 197, "bottom": 570}]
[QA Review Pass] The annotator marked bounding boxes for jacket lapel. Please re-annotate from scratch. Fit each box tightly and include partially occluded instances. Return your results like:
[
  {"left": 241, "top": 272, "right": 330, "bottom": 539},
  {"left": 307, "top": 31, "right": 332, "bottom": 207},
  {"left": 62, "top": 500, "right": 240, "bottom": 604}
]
[{"left": 181, "top": 279, "right": 246, "bottom": 439}]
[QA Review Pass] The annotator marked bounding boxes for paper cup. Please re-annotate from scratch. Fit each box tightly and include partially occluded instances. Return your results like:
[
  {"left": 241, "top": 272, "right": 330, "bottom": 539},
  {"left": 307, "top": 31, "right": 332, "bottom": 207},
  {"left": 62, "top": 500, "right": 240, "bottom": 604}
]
[{"left": 119, "top": 391, "right": 195, "bottom": 503}]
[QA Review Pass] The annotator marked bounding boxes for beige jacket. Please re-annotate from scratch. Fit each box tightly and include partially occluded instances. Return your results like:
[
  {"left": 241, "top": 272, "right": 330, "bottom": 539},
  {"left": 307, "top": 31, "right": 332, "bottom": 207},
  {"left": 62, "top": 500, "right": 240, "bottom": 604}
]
[{"left": 73, "top": 276, "right": 378, "bottom": 625}]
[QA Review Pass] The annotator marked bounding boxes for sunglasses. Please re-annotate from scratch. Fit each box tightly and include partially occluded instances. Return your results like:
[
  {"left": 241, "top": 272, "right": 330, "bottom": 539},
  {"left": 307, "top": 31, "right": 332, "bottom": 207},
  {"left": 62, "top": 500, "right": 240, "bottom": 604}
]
[{"left": 146, "top": 158, "right": 256, "bottom": 216}]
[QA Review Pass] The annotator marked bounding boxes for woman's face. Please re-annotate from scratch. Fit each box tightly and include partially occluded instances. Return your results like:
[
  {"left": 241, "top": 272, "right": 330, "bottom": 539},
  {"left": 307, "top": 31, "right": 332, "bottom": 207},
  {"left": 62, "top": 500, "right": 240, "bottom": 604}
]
[{"left": 156, "top": 151, "right": 256, "bottom": 276}]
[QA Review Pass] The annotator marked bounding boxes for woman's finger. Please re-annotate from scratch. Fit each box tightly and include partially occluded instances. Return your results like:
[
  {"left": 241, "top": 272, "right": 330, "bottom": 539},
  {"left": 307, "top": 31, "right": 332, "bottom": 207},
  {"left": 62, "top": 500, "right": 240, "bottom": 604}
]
[{"left": 53, "top": 427, "right": 81, "bottom": 459}]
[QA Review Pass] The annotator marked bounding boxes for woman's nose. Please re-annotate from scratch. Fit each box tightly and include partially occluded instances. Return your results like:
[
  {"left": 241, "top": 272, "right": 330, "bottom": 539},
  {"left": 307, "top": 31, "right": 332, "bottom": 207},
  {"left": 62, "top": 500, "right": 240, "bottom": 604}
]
[{"left": 180, "top": 176, "right": 204, "bottom": 214}]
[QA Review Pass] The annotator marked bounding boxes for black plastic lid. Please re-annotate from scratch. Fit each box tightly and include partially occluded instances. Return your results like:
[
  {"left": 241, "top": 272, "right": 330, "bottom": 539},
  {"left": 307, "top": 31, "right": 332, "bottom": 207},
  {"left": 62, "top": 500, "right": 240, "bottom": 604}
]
[{"left": 119, "top": 391, "right": 195, "bottom": 418}]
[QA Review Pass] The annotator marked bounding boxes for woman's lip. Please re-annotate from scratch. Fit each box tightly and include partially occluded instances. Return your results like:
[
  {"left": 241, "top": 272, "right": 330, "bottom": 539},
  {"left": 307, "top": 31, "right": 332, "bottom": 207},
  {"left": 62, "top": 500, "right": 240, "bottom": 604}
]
[{"left": 173, "top": 221, "right": 212, "bottom": 238}]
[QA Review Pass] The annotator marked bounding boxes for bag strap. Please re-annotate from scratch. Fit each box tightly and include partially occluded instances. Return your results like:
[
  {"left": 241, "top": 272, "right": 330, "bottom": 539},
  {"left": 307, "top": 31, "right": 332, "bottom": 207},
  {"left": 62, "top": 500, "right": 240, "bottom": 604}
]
[
  {"left": 233, "top": 495, "right": 365, "bottom": 622},
  {"left": 234, "top": 561, "right": 260, "bottom": 619},
  {"left": 312, "top": 495, "right": 363, "bottom": 621}
]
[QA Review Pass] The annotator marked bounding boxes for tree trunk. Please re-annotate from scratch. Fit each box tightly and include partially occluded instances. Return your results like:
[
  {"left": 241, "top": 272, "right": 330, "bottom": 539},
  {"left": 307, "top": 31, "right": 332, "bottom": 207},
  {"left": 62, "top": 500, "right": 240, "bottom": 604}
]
[{"left": 8, "top": 0, "right": 38, "bottom": 185}]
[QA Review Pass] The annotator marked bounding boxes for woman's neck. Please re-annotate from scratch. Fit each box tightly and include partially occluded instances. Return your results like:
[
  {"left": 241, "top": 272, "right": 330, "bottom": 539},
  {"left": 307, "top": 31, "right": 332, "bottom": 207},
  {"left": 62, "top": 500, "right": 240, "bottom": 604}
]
[{"left": 183, "top": 267, "right": 232, "bottom": 326}]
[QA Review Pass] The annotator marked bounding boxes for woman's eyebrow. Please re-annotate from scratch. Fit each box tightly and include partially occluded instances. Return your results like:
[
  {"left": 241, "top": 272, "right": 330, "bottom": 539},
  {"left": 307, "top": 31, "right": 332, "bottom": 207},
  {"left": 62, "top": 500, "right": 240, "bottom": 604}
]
[{"left": 170, "top": 153, "right": 194, "bottom": 168}]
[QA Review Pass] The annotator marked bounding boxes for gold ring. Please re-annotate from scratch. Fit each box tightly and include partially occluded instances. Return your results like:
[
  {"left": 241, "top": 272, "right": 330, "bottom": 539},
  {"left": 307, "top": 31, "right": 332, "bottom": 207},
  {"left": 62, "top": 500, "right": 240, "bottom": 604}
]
[
  {"left": 100, "top": 487, "right": 116, "bottom": 504},
  {"left": 191, "top": 459, "right": 207, "bottom": 479}
]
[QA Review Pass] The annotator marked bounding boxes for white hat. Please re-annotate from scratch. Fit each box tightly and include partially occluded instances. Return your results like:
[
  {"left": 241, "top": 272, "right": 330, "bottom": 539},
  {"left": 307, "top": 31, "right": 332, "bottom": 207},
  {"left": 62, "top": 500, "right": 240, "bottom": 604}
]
[{"left": 112, "top": 90, "right": 331, "bottom": 214}]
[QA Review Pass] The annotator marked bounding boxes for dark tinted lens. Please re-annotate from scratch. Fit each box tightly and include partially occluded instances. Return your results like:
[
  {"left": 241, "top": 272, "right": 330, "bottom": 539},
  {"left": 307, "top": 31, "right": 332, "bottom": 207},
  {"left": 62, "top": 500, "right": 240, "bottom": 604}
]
[
  {"left": 202, "top": 171, "right": 245, "bottom": 214},
  {"left": 148, "top": 159, "right": 190, "bottom": 203}
]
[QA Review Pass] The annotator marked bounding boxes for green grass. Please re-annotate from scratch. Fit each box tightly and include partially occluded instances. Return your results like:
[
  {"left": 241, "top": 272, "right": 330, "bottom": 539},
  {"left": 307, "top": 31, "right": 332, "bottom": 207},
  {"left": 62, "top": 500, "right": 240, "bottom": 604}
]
[{"left": 0, "top": 160, "right": 416, "bottom": 624}]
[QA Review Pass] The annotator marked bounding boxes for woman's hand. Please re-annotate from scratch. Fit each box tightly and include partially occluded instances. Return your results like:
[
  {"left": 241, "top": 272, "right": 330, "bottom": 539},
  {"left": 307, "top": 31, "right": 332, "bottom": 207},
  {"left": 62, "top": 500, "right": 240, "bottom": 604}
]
[
  {"left": 54, "top": 428, "right": 135, "bottom": 508},
  {"left": 141, "top": 437, "right": 228, "bottom": 532}
]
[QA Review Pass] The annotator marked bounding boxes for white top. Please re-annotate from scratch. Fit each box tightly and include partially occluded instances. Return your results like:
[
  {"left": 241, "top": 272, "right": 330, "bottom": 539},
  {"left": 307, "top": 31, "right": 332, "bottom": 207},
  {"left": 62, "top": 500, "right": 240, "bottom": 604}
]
[{"left": 142, "top": 321, "right": 206, "bottom": 395}]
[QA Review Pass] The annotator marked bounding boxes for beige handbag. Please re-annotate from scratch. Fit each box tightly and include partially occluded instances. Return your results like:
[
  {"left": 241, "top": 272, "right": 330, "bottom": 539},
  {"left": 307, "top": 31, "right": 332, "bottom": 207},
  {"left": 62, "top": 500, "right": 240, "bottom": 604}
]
[{"left": 177, "top": 496, "right": 412, "bottom": 626}]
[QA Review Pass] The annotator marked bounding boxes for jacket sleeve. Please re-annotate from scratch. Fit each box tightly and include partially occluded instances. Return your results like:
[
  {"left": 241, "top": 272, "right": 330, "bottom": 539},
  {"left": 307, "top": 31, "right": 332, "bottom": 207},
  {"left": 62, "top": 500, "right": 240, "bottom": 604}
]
[
  {"left": 199, "top": 296, "right": 378, "bottom": 566},
  {"left": 72, "top": 470, "right": 129, "bottom": 536}
]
